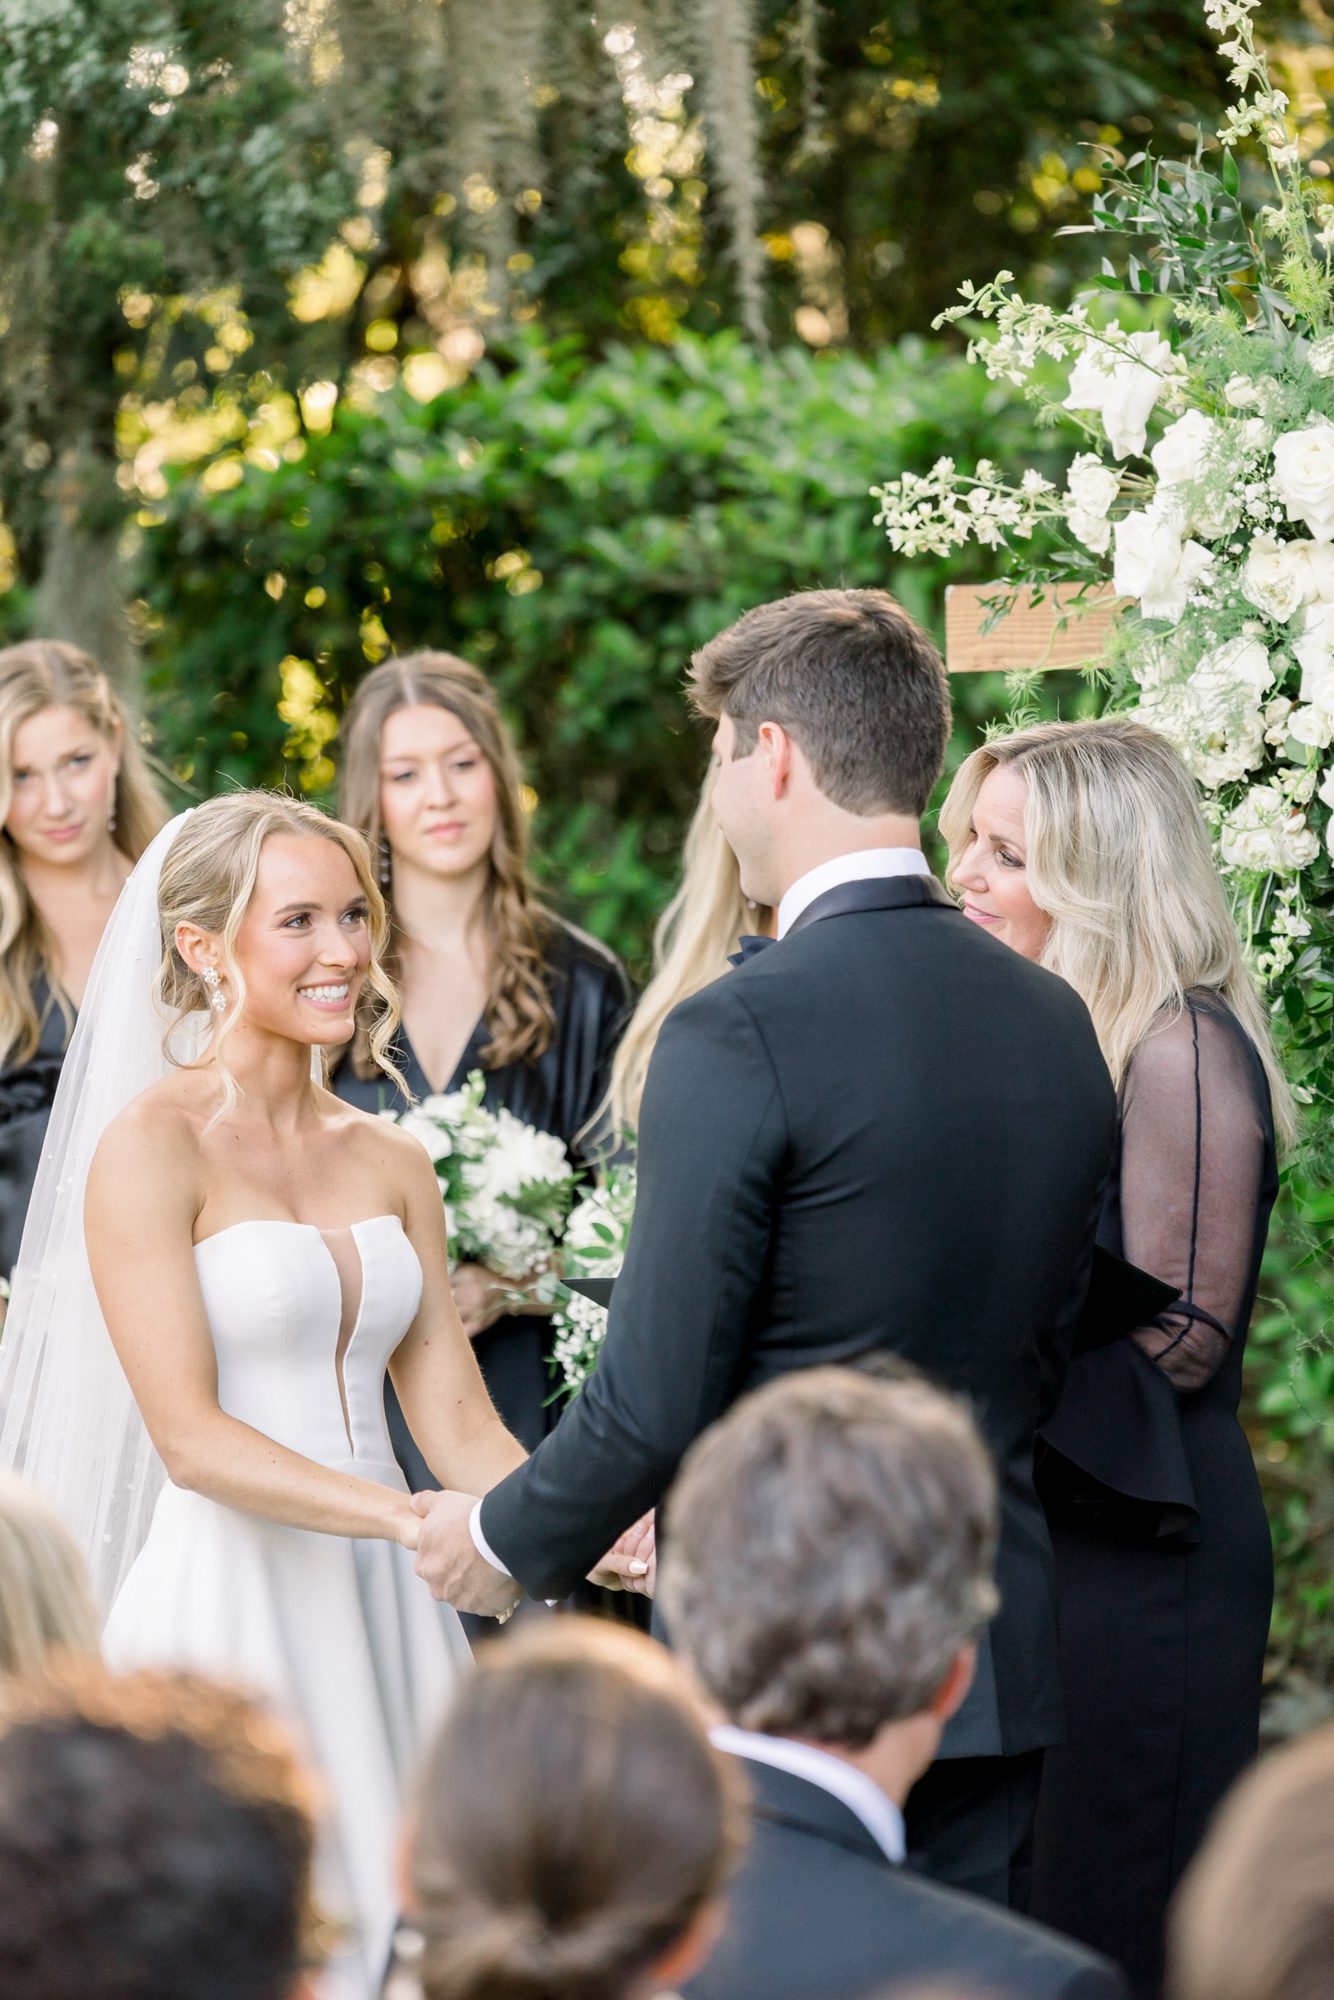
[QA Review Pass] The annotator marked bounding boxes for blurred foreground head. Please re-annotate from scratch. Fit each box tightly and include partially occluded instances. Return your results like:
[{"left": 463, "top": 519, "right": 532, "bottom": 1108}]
[
  {"left": 659, "top": 1365, "right": 998, "bottom": 1748},
  {"left": 1168, "top": 1721, "right": 1334, "bottom": 2000},
  {"left": 408, "top": 1617, "right": 746, "bottom": 2000},
  {"left": 0, "top": 1667, "right": 319, "bottom": 2000}
]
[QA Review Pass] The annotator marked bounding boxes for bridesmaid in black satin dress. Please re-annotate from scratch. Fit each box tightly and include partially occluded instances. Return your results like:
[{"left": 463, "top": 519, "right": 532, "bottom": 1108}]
[
  {"left": 942, "top": 716, "right": 1291, "bottom": 1998},
  {"left": 0, "top": 642, "right": 167, "bottom": 1275},
  {"left": 332, "top": 652, "right": 632, "bottom": 1474}
]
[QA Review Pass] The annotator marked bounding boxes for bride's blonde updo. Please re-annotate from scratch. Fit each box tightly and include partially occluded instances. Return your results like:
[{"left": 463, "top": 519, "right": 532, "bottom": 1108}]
[{"left": 155, "top": 792, "right": 404, "bottom": 1106}]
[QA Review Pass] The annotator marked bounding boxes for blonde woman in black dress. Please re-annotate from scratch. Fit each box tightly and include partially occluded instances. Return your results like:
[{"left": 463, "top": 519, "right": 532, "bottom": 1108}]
[{"left": 943, "top": 716, "right": 1292, "bottom": 1996}]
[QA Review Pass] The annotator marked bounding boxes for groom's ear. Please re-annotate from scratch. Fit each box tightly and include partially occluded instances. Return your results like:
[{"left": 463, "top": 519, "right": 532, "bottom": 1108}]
[{"left": 758, "top": 720, "right": 794, "bottom": 798}]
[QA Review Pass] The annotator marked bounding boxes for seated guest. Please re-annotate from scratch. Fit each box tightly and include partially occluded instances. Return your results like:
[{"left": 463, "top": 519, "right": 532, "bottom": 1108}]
[
  {"left": 659, "top": 1369, "right": 1128, "bottom": 2000},
  {"left": 1167, "top": 1723, "right": 1334, "bottom": 2000},
  {"left": 399, "top": 1618, "right": 744, "bottom": 2000},
  {"left": 0, "top": 1470, "right": 99, "bottom": 1680},
  {"left": 0, "top": 1667, "right": 320, "bottom": 2000}
]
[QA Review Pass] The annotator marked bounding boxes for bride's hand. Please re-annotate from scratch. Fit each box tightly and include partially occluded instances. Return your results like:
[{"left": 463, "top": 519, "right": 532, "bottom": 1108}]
[
  {"left": 588, "top": 1509, "right": 656, "bottom": 1597},
  {"left": 390, "top": 1496, "right": 422, "bottom": 1552}
]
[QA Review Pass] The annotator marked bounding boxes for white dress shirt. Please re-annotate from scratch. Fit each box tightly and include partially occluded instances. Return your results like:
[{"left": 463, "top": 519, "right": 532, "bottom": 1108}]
[
  {"left": 470, "top": 849, "right": 931, "bottom": 1581},
  {"left": 710, "top": 1723, "right": 906, "bottom": 1864},
  {"left": 776, "top": 847, "right": 930, "bottom": 939}
]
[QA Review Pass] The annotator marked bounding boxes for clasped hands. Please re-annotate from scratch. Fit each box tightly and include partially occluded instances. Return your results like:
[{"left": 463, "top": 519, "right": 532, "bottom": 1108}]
[{"left": 407, "top": 1488, "right": 656, "bottom": 1619}]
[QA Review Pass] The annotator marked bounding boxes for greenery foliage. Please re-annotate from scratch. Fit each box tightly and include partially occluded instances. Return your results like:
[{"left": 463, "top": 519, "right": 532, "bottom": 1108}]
[{"left": 135, "top": 330, "right": 1060, "bottom": 957}]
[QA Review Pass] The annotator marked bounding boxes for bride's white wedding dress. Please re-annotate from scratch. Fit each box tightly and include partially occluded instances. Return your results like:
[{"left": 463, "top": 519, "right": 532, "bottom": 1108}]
[{"left": 102, "top": 1213, "right": 471, "bottom": 2000}]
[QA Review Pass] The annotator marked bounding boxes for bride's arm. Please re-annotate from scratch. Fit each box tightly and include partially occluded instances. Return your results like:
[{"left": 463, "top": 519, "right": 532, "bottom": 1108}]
[
  {"left": 386, "top": 1132, "right": 528, "bottom": 1496},
  {"left": 85, "top": 1107, "right": 421, "bottom": 1548}
]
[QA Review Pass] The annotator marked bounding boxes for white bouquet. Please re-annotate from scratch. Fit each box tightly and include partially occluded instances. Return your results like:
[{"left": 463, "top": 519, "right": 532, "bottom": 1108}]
[
  {"left": 549, "top": 1164, "right": 637, "bottom": 1399},
  {"left": 871, "top": 0, "right": 1334, "bottom": 1114},
  {"left": 393, "top": 1071, "right": 576, "bottom": 1297}
]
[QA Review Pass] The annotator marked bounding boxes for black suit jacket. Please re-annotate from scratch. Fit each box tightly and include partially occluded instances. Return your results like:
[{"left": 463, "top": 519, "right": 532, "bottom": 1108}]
[
  {"left": 481, "top": 876, "right": 1116, "bottom": 1754},
  {"left": 685, "top": 1757, "right": 1128, "bottom": 2000}
]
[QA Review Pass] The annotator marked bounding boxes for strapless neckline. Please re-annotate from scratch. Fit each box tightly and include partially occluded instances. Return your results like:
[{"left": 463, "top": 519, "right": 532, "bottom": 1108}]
[{"left": 194, "top": 1213, "right": 404, "bottom": 1253}]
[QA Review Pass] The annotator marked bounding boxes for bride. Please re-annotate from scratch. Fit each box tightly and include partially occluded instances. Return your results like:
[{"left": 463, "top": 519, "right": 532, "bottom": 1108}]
[{"left": 0, "top": 791, "right": 530, "bottom": 1998}]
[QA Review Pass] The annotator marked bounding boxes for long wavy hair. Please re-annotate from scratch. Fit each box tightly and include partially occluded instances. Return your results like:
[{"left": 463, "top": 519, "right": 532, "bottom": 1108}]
[
  {"left": 939, "top": 716, "right": 1297, "bottom": 1148},
  {"left": 609, "top": 764, "right": 772, "bottom": 1135},
  {"left": 0, "top": 642, "right": 168, "bottom": 1069},
  {"left": 0, "top": 1471, "right": 100, "bottom": 1681},
  {"left": 337, "top": 652, "right": 556, "bottom": 1079},
  {"left": 155, "top": 792, "right": 405, "bottom": 1118}
]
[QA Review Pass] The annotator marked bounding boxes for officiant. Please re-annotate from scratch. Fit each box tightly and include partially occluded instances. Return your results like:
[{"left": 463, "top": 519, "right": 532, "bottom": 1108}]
[{"left": 332, "top": 652, "right": 632, "bottom": 1470}]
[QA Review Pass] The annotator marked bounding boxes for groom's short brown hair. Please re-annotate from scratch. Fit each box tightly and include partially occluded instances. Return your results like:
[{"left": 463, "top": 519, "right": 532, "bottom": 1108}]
[{"left": 688, "top": 588, "right": 950, "bottom": 817}]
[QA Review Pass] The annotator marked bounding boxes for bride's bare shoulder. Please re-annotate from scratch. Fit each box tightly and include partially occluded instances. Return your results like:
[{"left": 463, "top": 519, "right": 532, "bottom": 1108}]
[
  {"left": 92, "top": 1071, "right": 212, "bottom": 1174},
  {"left": 317, "top": 1089, "right": 436, "bottom": 1183}
]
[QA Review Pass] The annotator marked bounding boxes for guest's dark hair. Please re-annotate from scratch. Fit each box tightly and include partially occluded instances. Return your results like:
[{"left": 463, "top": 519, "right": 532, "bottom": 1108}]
[
  {"left": 688, "top": 588, "right": 951, "bottom": 817},
  {"left": 1168, "top": 1721, "right": 1334, "bottom": 2000},
  {"left": 0, "top": 1667, "right": 319, "bottom": 2000},
  {"left": 410, "top": 1618, "right": 745, "bottom": 2000},
  {"left": 659, "top": 1366, "right": 998, "bottom": 1749}
]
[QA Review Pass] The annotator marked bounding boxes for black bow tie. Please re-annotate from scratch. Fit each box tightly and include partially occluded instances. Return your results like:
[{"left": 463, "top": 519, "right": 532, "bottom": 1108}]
[{"left": 728, "top": 933, "right": 778, "bottom": 967}]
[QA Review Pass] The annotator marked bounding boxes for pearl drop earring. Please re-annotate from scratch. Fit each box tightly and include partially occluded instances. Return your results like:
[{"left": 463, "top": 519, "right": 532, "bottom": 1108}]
[{"left": 202, "top": 965, "right": 226, "bottom": 1014}]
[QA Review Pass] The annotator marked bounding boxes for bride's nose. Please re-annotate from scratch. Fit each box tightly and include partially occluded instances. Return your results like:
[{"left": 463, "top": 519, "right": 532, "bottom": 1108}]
[{"left": 318, "top": 926, "right": 359, "bottom": 969}]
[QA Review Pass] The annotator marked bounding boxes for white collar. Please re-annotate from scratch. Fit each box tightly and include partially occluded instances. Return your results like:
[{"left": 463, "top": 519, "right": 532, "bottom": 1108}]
[
  {"left": 776, "top": 848, "right": 930, "bottom": 940},
  {"left": 709, "top": 1724, "right": 906, "bottom": 1865}
]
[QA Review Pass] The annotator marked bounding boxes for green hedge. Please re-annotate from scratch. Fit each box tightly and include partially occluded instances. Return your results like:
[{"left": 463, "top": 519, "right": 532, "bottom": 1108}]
[{"left": 136, "top": 330, "right": 1081, "bottom": 963}]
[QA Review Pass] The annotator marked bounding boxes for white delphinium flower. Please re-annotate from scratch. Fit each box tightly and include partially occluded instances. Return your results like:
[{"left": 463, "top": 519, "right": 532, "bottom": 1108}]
[
  {"left": 1063, "top": 451, "right": 1120, "bottom": 552},
  {"left": 1272, "top": 424, "right": 1334, "bottom": 541},
  {"left": 1113, "top": 499, "right": 1213, "bottom": 622},
  {"left": 1151, "top": 409, "right": 1217, "bottom": 486},
  {"left": 1064, "top": 330, "right": 1177, "bottom": 459},
  {"left": 1220, "top": 783, "right": 1319, "bottom": 873}
]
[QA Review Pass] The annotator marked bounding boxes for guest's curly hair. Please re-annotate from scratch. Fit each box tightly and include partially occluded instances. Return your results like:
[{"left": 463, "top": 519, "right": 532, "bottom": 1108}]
[
  {"left": 337, "top": 652, "right": 557, "bottom": 1078},
  {"left": 0, "top": 1667, "right": 320, "bottom": 2000}
]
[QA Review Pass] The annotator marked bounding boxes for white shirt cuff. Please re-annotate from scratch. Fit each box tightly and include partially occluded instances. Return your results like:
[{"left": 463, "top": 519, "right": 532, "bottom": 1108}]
[{"left": 469, "top": 1499, "right": 511, "bottom": 1577}]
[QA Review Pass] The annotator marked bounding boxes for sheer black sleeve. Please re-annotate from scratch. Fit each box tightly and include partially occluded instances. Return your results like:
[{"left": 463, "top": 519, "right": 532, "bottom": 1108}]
[{"left": 1117, "top": 1000, "right": 1268, "bottom": 1394}]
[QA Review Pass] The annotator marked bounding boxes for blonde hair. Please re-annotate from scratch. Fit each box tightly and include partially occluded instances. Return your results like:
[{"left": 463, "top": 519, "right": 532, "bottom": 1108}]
[
  {"left": 0, "top": 641, "right": 168, "bottom": 1069},
  {"left": 939, "top": 717, "right": 1296, "bottom": 1149},
  {"left": 609, "top": 765, "right": 772, "bottom": 1134},
  {"left": 155, "top": 791, "right": 405, "bottom": 1115},
  {"left": 1168, "top": 1723, "right": 1334, "bottom": 2000},
  {"left": 0, "top": 1471, "right": 100, "bottom": 1680},
  {"left": 337, "top": 653, "right": 556, "bottom": 1077}
]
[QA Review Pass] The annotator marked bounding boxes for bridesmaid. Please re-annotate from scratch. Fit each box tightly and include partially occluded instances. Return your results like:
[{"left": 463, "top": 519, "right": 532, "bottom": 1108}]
[
  {"left": 609, "top": 761, "right": 773, "bottom": 1138},
  {"left": 0, "top": 641, "right": 167, "bottom": 1274},
  {"left": 334, "top": 652, "right": 633, "bottom": 1467},
  {"left": 941, "top": 715, "right": 1293, "bottom": 1996}
]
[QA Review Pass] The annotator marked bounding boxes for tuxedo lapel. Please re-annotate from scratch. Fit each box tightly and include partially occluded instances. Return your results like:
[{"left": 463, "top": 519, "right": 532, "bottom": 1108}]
[{"left": 784, "top": 873, "right": 958, "bottom": 940}]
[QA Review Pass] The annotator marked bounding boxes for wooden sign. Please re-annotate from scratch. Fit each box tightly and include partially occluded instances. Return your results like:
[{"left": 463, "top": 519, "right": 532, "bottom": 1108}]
[{"left": 945, "top": 581, "right": 1127, "bottom": 674}]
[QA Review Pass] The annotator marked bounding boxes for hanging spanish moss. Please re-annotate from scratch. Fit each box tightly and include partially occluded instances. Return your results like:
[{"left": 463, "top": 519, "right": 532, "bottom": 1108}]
[{"left": 689, "top": 0, "right": 767, "bottom": 344}]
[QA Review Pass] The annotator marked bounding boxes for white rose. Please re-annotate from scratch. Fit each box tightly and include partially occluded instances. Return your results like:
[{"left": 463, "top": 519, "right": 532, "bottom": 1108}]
[
  {"left": 1294, "top": 599, "right": 1334, "bottom": 707},
  {"left": 1282, "top": 537, "right": 1334, "bottom": 603},
  {"left": 1113, "top": 502, "right": 1213, "bottom": 623},
  {"left": 1225, "top": 374, "right": 1261, "bottom": 408},
  {"left": 1151, "top": 409, "right": 1216, "bottom": 486},
  {"left": 1319, "top": 765, "right": 1334, "bottom": 811},
  {"left": 397, "top": 1109, "right": 453, "bottom": 1162},
  {"left": 1220, "top": 784, "right": 1320, "bottom": 873},
  {"left": 1062, "top": 451, "right": 1120, "bottom": 554},
  {"left": 1241, "top": 534, "right": 1305, "bottom": 622},
  {"left": 1287, "top": 703, "right": 1334, "bottom": 748},
  {"left": 1064, "top": 330, "right": 1176, "bottom": 459},
  {"left": 1240, "top": 418, "right": 1272, "bottom": 454},
  {"left": 1193, "top": 632, "right": 1274, "bottom": 705},
  {"left": 1272, "top": 423, "right": 1334, "bottom": 541},
  {"left": 1263, "top": 694, "right": 1294, "bottom": 745}
]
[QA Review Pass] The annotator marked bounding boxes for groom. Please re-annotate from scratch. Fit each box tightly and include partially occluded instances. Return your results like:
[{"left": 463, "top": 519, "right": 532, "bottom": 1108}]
[{"left": 416, "top": 587, "right": 1116, "bottom": 1909}]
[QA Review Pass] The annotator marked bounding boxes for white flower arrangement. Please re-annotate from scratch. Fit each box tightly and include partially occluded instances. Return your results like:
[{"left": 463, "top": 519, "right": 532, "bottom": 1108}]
[
  {"left": 548, "top": 1164, "right": 637, "bottom": 1399},
  {"left": 392, "top": 1072, "right": 576, "bottom": 1296},
  {"left": 872, "top": 0, "right": 1334, "bottom": 1098}
]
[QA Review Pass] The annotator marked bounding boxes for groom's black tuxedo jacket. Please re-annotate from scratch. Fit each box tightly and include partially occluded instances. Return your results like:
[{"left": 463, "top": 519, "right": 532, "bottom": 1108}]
[
  {"left": 684, "top": 1758, "right": 1129, "bottom": 2000},
  {"left": 481, "top": 876, "right": 1117, "bottom": 1756}
]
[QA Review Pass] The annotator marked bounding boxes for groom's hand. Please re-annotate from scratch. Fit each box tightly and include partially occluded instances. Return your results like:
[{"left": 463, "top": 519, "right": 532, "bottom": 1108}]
[{"left": 412, "top": 1489, "right": 523, "bottom": 1618}]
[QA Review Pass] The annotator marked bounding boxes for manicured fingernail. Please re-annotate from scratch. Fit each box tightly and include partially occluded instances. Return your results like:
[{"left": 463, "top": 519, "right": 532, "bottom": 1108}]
[{"left": 628, "top": 1559, "right": 649, "bottom": 1576}]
